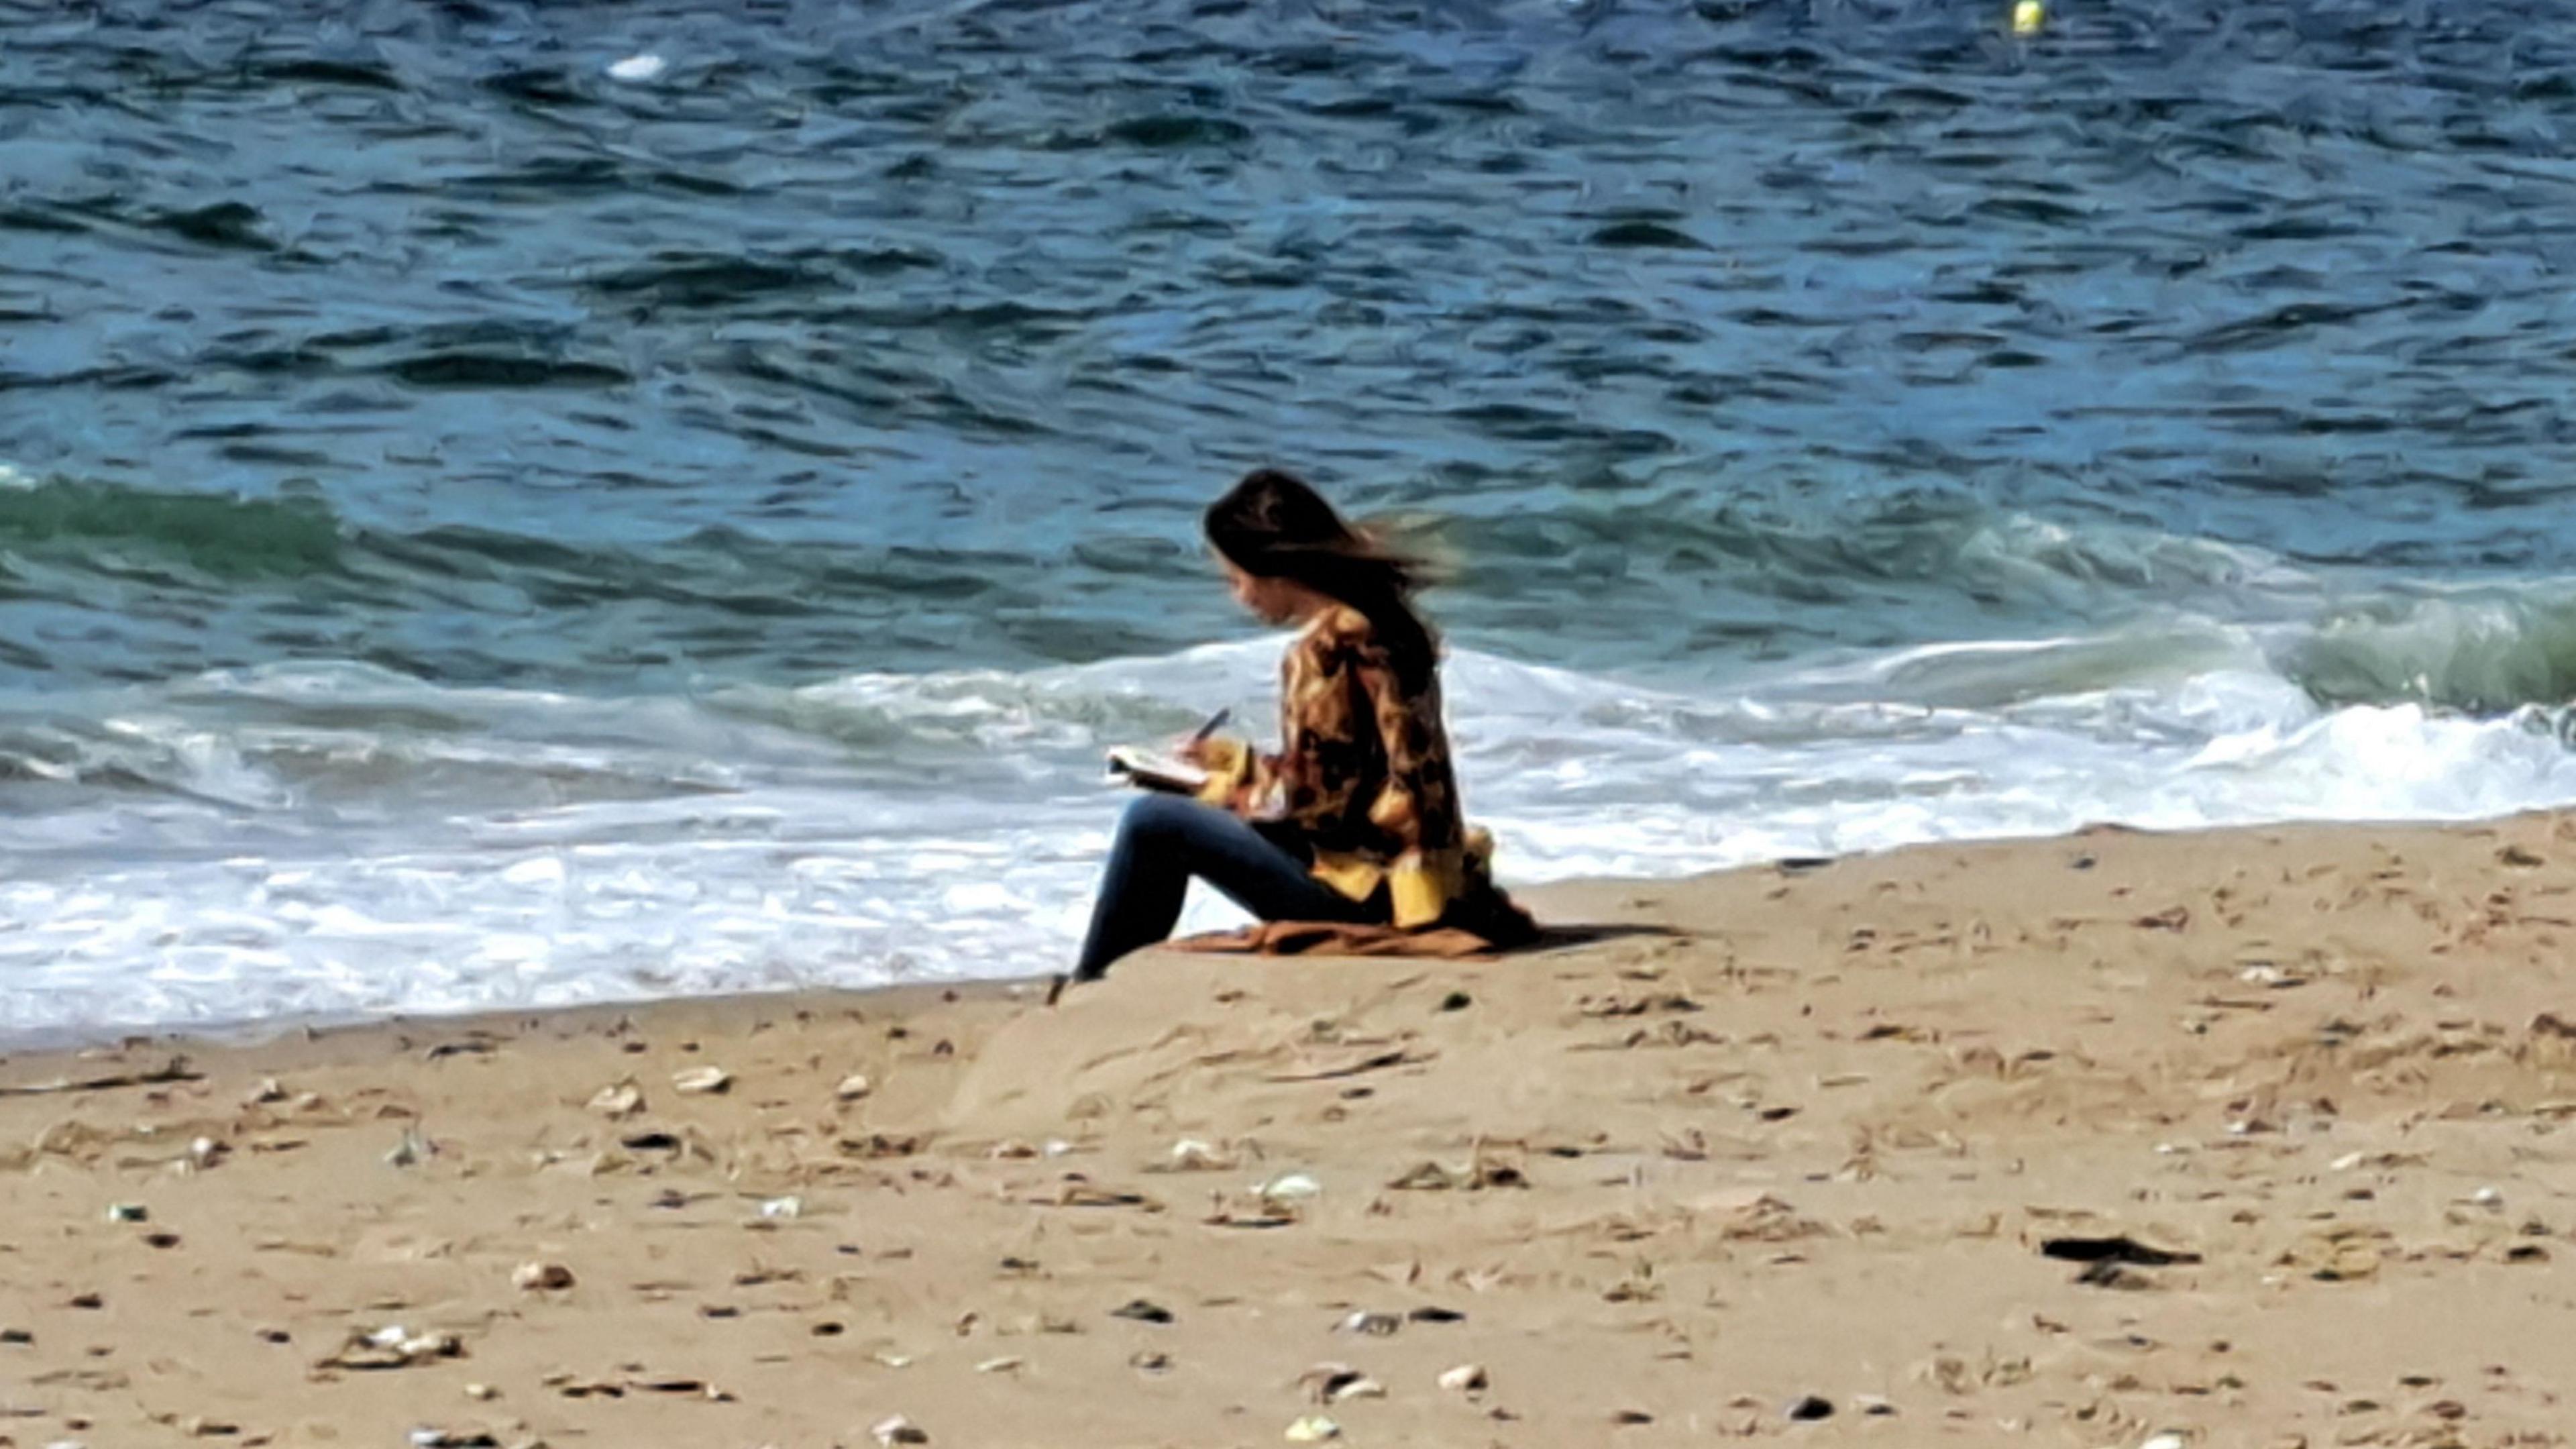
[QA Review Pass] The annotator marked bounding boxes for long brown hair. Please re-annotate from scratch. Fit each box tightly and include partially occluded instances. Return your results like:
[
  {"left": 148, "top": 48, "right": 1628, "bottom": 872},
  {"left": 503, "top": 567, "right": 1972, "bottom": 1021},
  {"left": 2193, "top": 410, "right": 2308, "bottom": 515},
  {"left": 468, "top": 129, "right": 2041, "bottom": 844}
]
[{"left": 1203, "top": 469, "right": 1439, "bottom": 688}]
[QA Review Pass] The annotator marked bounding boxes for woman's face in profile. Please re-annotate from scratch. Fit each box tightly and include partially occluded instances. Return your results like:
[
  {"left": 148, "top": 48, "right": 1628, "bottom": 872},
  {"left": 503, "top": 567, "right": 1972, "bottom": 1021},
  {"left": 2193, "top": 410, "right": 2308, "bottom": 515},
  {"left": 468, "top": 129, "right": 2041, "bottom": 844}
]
[{"left": 1222, "top": 557, "right": 1303, "bottom": 626}]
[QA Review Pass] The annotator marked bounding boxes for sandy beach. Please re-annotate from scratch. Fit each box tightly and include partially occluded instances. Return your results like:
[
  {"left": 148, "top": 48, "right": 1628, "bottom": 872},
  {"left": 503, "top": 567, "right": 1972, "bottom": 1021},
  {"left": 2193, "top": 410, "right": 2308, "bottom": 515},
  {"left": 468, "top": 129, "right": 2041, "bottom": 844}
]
[{"left": 5, "top": 812, "right": 2576, "bottom": 1448}]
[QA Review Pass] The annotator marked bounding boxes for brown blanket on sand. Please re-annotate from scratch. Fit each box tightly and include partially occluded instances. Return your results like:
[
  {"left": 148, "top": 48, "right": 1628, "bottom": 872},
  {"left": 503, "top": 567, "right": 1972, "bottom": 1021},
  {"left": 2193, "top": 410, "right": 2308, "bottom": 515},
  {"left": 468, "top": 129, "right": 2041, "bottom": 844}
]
[{"left": 1165, "top": 920, "right": 1505, "bottom": 959}]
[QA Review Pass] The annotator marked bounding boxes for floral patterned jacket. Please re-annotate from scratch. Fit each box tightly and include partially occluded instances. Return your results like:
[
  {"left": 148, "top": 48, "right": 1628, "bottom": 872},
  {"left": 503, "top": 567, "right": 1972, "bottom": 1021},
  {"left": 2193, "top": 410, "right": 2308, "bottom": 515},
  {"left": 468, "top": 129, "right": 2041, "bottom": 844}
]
[{"left": 1207, "top": 606, "right": 1492, "bottom": 929}]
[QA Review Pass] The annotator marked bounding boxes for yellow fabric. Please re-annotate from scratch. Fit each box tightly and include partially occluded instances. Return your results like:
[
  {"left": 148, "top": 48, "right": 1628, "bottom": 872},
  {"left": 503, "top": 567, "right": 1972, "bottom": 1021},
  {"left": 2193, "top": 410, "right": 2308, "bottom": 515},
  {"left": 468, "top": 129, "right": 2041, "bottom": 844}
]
[
  {"left": 1313, "top": 829, "right": 1494, "bottom": 928},
  {"left": 1194, "top": 610, "right": 1511, "bottom": 931}
]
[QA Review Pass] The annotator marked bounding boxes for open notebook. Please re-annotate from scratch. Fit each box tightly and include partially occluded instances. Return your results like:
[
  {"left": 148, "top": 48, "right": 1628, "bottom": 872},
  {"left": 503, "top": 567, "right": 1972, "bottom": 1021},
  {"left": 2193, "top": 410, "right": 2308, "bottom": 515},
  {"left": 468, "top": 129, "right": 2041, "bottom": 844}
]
[{"left": 1104, "top": 746, "right": 1212, "bottom": 795}]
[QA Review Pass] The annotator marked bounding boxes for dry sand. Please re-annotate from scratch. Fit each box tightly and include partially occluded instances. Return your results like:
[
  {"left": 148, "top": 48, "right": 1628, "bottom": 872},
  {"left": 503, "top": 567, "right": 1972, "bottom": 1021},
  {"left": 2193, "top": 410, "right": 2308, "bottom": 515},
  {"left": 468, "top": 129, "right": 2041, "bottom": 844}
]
[{"left": 5, "top": 812, "right": 2576, "bottom": 1447}]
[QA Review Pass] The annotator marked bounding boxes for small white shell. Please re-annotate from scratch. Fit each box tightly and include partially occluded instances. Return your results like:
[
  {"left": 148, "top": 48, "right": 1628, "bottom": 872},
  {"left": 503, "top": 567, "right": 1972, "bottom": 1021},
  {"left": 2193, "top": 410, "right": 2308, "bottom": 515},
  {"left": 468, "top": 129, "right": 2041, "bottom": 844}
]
[
  {"left": 513, "top": 1260, "right": 575, "bottom": 1292},
  {"left": 672, "top": 1066, "right": 731, "bottom": 1095},
  {"left": 1326, "top": 1375, "right": 1385, "bottom": 1403},
  {"left": 1260, "top": 1171, "right": 1324, "bottom": 1203},
  {"left": 1283, "top": 1416, "right": 1341, "bottom": 1444},
  {"left": 1437, "top": 1362, "right": 1488, "bottom": 1393},
  {"left": 871, "top": 1414, "right": 929, "bottom": 1446}
]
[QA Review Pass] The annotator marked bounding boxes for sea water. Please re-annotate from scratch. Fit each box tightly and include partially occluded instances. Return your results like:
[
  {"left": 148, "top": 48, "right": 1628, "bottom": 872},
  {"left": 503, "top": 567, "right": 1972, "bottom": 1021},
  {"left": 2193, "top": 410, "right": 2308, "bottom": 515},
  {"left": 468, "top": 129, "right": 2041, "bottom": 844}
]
[{"left": 6, "top": 0, "right": 2576, "bottom": 1038}]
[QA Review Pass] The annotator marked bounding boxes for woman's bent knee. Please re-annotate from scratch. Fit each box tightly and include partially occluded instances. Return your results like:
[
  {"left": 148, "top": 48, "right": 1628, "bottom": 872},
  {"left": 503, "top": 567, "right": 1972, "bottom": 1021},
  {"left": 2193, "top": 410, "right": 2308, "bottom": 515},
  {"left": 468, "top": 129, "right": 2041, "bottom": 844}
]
[{"left": 1119, "top": 791, "right": 1209, "bottom": 840}]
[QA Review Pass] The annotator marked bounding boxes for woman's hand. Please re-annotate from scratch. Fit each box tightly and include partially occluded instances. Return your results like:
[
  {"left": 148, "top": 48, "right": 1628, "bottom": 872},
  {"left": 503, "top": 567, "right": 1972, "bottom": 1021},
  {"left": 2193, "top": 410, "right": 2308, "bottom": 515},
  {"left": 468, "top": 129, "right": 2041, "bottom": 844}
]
[{"left": 1177, "top": 736, "right": 1260, "bottom": 814}]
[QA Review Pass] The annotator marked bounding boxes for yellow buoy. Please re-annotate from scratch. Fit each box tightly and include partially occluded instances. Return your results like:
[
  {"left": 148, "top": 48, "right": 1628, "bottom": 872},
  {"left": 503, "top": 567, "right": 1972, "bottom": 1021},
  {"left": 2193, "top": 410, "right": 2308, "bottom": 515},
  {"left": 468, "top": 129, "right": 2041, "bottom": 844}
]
[{"left": 2011, "top": 0, "right": 2044, "bottom": 35}]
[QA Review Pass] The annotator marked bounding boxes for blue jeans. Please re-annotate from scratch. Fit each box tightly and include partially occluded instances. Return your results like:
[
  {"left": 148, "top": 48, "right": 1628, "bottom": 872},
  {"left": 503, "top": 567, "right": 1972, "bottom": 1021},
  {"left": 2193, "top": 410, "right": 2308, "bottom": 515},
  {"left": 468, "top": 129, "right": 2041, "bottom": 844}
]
[{"left": 1073, "top": 794, "right": 1387, "bottom": 981}]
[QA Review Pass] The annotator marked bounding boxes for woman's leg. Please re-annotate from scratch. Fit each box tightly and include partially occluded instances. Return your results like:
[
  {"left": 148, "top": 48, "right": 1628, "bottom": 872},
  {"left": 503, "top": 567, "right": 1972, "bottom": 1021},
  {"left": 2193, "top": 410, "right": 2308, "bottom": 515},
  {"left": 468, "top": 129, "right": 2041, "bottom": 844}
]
[{"left": 1073, "top": 794, "right": 1376, "bottom": 981}]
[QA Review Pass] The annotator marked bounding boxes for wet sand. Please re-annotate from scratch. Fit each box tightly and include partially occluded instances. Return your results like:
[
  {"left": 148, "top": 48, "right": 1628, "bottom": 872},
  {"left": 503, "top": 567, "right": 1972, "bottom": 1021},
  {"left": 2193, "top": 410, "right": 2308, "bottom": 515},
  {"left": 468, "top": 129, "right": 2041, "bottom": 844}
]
[{"left": 5, "top": 812, "right": 2576, "bottom": 1447}]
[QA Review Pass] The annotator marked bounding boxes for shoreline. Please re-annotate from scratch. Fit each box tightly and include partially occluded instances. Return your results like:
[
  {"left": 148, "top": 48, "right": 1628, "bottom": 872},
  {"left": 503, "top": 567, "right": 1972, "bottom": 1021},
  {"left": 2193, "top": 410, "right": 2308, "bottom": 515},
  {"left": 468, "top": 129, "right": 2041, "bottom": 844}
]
[
  {"left": 11, "top": 806, "right": 2563, "bottom": 1063},
  {"left": 4, "top": 809, "right": 2575, "bottom": 1445}
]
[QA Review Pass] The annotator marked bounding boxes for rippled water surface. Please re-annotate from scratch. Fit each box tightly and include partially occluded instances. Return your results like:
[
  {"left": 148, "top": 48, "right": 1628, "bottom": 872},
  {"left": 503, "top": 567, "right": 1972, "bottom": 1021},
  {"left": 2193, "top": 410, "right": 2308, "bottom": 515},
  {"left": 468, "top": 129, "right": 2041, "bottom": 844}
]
[{"left": 7, "top": 0, "right": 2576, "bottom": 1036}]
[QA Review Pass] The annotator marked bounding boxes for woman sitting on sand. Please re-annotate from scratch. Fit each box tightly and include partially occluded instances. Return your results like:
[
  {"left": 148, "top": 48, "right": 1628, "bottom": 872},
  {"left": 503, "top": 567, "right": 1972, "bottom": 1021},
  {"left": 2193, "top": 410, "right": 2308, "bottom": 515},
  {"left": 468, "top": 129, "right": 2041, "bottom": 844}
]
[{"left": 1071, "top": 469, "right": 1533, "bottom": 982}]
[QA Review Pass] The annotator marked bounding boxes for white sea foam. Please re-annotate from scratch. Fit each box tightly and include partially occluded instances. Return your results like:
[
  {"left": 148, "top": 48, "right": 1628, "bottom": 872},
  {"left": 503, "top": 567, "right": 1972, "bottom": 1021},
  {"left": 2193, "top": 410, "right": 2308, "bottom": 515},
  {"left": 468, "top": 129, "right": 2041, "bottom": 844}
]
[{"left": 1, "top": 635, "right": 2574, "bottom": 1041}]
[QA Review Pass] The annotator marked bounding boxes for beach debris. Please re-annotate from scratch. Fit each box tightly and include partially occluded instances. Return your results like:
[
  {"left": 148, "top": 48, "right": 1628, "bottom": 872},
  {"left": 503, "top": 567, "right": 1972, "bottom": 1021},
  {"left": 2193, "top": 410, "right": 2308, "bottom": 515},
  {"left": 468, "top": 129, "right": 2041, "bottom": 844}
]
[
  {"left": 1283, "top": 1415, "right": 1341, "bottom": 1443},
  {"left": 2471, "top": 1186, "right": 2504, "bottom": 1208},
  {"left": 188, "top": 1135, "right": 225, "bottom": 1169},
  {"left": 1205, "top": 1195, "right": 1300, "bottom": 1230},
  {"left": 1408, "top": 1305, "right": 1465, "bottom": 1324},
  {"left": 1165, "top": 1138, "right": 1230, "bottom": 1171},
  {"left": 1130, "top": 1350, "right": 1172, "bottom": 1375},
  {"left": 606, "top": 53, "right": 668, "bottom": 83},
  {"left": 243, "top": 1077, "right": 286, "bottom": 1106},
  {"left": 1329, "top": 1375, "right": 1385, "bottom": 1403},
  {"left": 1438, "top": 1362, "right": 1489, "bottom": 1393},
  {"left": 1334, "top": 1310, "right": 1401, "bottom": 1337},
  {"left": 975, "top": 1356, "right": 1022, "bottom": 1375},
  {"left": 871, "top": 1414, "right": 929, "bottom": 1446},
  {"left": 513, "top": 1260, "right": 576, "bottom": 1292},
  {"left": 1043, "top": 1177, "right": 1158, "bottom": 1210},
  {"left": 2281, "top": 1226, "right": 2390, "bottom": 1281},
  {"left": 1785, "top": 1394, "right": 1834, "bottom": 1421},
  {"left": 588, "top": 1081, "right": 644, "bottom": 1118},
  {"left": 1258, "top": 1171, "right": 1323, "bottom": 1206},
  {"left": 672, "top": 1065, "right": 731, "bottom": 1095},
  {"left": 835, "top": 1073, "right": 874, "bottom": 1102},
  {"left": 1299, "top": 1364, "right": 1385, "bottom": 1403},
  {"left": 407, "top": 1431, "right": 499, "bottom": 1448},
  {"left": 0, "top": 1055, "right": 199, "bottom": 1097},
  {"left": 872, "top": 1352, "right": 914, "bottom": 1369},
  {"left": 2010, "top": 0, "right": 2043, "bottom": 36},
  {"left": 385, "top": 1127, "right": 433, "bottom": 1168},
  {"left": 1267, "top": 1047, "right": 1430, "bottom": 1083},
  {"left": 1613, "top": 1409, "right": 1655, "bottom": 1426},
  {"left": 758, "top": 1195, "right": 803, "bottom": 1222},
  {"left": 1387, "top": 1155, "right": 1525, "bottom": 1192},
  {"left": 104, "top": 1203, "right": 148, "bottom": 1224},
  {"left": 1111, "top": 1298, "right": 1174, "bottom": 1325},
  {"left": 552, "top": 1372, "right": 734, "bottom": 1401},
  {"left": 463, "top": 1383, "right": 498, "bottom": 1401},
  {"left": 2039, "top": 1235, "right": 2200, "bottom": 1267},
  {"left": 839, "top": 1132, "right": 924, "bottom": 1159},
  {"left": 1853, "top": 1393, "right": 1895, "bottom": 1415},
  {"left": 318, "top": 1325, "right": 462, "bottom": 1371},
  {"left": 2137, "top": 1434, "right": 2189, "bottom": 1449}
]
